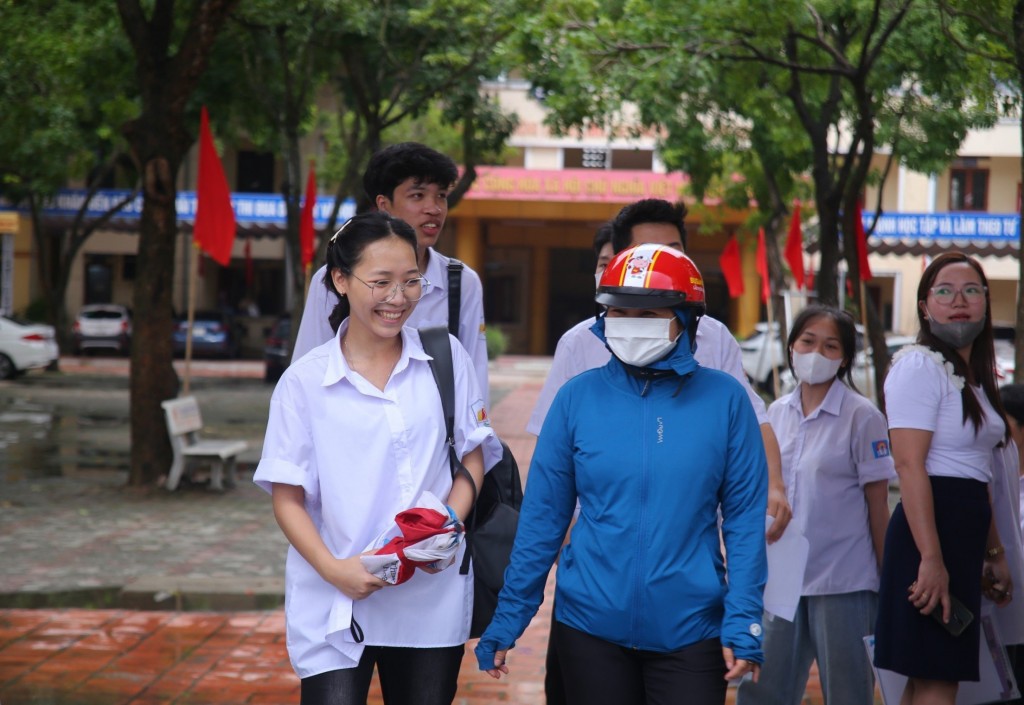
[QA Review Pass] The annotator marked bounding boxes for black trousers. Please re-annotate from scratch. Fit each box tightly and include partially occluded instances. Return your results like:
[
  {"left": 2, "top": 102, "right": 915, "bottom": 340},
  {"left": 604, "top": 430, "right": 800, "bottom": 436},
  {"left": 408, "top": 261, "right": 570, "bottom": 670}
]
[
  {"left": 300, "top": 644, "right": 464, "bottom": 705},
  {"left": 554, "top": 621, "right": 727, "bottom": 705}
]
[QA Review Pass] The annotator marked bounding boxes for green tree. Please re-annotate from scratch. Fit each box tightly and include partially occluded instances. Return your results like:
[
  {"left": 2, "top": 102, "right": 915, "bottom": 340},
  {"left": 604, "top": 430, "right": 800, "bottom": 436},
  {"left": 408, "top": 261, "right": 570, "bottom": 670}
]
[
  {"left": 519, "top": 0, "right": 996, "bottom": 401},
  {"left": 936, "top": 0, "right": 1024, "bottom": 381},
  {"left": 316, "top": 0, "right": 532, "bottom": 225},
  {"left": 116, "top": 0, "right": 240, "bottom": 486},
  {"left": 0, "top": 2, "right": 139, "bottom": 347}
]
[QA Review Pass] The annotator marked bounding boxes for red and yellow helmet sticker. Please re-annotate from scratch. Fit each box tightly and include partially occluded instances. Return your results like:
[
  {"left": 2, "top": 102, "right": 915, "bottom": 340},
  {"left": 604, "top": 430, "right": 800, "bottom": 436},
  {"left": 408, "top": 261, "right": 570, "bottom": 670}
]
[{"left": 618, "top": 245, "right": 664, "bottom": 288}]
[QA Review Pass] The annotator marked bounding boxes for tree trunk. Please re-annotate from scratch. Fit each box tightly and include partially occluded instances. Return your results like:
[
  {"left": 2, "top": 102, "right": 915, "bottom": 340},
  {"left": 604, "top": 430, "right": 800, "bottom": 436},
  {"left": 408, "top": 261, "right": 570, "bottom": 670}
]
[
  {"left": 129, "top": 154, "right": 181, "bottom": 485},
  {"left": 117, "top": 0, "right": 240, "bottom": 486}
]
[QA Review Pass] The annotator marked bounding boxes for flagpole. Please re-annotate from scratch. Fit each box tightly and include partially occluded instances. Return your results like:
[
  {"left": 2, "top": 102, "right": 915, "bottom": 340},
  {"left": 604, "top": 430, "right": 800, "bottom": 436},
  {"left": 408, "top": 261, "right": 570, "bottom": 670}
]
[
  {"left": 765, "top": 291, "right": 780, "bottom": 399},
  {"left": 303, "top": 261, "right": 311, "bottom": 305},
  {"left": 859, "top": 279, "right": 874, "bottom": 403},
  {"left": 183, "top": 243, "right": 198, "bottom": 395}
]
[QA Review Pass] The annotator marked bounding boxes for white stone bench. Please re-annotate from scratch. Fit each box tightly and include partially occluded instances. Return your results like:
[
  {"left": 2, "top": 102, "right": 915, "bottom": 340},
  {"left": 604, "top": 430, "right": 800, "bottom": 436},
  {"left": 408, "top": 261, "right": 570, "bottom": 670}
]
[{"left": 161, "top": 395, "right": 248, "bottom": 491}]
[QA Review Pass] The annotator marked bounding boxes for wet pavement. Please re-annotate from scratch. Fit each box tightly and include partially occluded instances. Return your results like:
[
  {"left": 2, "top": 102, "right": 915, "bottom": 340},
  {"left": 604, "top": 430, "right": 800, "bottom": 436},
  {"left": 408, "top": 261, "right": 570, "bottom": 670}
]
[{"left": 0, "top": 355, "right": 826, "bottom": 704}]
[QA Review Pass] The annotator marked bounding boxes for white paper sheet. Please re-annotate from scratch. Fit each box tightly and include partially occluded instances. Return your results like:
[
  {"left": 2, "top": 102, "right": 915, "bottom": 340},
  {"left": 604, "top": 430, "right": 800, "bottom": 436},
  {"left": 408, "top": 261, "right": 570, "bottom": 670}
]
[{"left": 763, "top": 514, "right": 810, "bottom": 622}]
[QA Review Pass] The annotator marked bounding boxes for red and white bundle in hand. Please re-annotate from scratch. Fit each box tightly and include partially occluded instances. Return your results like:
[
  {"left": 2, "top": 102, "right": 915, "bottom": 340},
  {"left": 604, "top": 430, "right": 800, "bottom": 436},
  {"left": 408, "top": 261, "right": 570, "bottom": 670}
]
[{"left": 360, "top": 492, "right": 464, "bottom": 584}]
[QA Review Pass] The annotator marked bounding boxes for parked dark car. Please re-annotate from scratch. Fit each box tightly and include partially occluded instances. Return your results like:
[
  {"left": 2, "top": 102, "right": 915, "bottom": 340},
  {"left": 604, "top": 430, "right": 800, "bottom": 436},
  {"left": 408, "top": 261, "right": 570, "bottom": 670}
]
[
  {"left": 172, "top": 310, "right": 242, "bottom": 358},
  {"left": 72, "top": 304, "right": 132, "bottom": 355},
  {"left": 263, "top": 315, "right": 292, "bottom": 383}
]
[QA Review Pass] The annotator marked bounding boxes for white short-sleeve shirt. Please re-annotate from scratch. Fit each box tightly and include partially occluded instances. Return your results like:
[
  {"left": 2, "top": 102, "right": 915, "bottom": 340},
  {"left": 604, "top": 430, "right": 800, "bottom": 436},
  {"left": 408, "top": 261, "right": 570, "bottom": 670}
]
[
  {"left": 768, "top": 381, "right": 896, "bottom": 595},
  {"left": 255, "top": 321, "right": 501, "bottom": 678},
  {"left": 292, "top": 248, "right": 490, "bottom": 405},
  {"left": 885, "top": 348, "right": 1005, "bottom": 483},
  {"left": 526, "top": 314, "right": 768, "bottom": 435}
]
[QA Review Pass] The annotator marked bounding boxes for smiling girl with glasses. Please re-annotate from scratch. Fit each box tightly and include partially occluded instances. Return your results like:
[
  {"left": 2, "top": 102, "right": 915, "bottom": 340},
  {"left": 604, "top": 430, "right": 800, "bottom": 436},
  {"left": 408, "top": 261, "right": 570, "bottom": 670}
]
[{"left": 255, "top": 211, "right": 502, "bottom": 705}]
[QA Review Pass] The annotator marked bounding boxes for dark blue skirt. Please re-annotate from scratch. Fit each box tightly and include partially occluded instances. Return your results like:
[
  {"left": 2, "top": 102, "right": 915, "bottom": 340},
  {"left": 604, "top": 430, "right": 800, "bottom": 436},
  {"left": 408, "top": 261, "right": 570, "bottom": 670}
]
[{"left": 873, "top": 476, "right": 990, "bottom": 681}]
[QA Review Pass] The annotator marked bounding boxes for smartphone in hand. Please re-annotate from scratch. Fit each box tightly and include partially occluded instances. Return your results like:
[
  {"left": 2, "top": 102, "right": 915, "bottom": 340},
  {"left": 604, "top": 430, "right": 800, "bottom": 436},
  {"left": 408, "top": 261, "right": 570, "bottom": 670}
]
[{"left": 930, "top": 593, "right": 973, "bottom": 637}]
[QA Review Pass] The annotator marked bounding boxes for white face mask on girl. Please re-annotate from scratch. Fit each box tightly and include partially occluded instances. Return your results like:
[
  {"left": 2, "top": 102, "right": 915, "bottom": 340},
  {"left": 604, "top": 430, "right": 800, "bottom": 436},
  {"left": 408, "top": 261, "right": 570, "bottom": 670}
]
[
  {"left": 604, "top": 317, "right": 681, "bottom": 367},
  {"left": 791, "top": 350, "right": 842, "bottom": 385}
]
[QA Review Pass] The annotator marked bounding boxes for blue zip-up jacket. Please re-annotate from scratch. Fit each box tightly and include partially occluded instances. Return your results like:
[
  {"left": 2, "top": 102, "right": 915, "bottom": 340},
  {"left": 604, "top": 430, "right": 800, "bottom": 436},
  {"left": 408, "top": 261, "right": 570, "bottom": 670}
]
[{"left": 476, "top": 336, "right": 768, "bottom": 669}]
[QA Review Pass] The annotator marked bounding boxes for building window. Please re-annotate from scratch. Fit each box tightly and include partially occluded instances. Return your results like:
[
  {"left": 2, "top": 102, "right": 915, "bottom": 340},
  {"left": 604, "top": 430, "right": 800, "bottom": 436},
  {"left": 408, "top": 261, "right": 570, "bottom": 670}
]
[
  {"left": 949, "top": 168, "right": 988, "bottom": 211},
  {"left": 564, "top": 148, "right": 609, "bottom": 169}
]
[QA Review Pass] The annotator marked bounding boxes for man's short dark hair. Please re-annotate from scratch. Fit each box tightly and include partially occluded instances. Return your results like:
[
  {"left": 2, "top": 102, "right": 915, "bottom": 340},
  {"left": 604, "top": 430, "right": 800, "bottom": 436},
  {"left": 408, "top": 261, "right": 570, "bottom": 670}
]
[
  {"left": 999, "top": 383, "right": 1024, "bottom": 424},
  {"left": 610, "top": 199, "right": 688, "bottom": 253},
  {"left": 363, "top": 142, "right": 459, "bottom": 203}
]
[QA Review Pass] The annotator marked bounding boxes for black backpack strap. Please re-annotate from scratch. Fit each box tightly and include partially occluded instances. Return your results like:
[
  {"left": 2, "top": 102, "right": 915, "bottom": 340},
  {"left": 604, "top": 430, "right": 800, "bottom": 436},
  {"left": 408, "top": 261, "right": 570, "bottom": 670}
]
[
  {"left": 419, "top": 325, "right": 477, "bottom": 507},
  {"left": 446, "top": 258, "right": 463, "bottom": 337}
]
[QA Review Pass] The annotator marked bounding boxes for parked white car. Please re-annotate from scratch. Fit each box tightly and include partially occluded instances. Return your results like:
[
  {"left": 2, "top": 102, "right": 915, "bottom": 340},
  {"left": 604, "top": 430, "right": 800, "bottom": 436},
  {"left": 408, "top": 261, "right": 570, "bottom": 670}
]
[
  {"left": 72, "top": 304, "right": 132, "bottom": 355},
  {"left": 0, "top": 316, "right": 59, "bottom": 379}
]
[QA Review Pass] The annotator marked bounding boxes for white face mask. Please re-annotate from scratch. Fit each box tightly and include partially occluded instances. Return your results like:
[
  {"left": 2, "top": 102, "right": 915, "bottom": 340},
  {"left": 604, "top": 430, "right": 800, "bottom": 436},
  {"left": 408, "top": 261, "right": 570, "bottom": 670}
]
[
  {"left": 604, "top": 317, "right": 681, "bottom": 367},
  {"left": 791, "top": 350, "right": 843, "bottom": 385},
  {"left": 595, "top": 271, "right": 604, "bottom": 291}
]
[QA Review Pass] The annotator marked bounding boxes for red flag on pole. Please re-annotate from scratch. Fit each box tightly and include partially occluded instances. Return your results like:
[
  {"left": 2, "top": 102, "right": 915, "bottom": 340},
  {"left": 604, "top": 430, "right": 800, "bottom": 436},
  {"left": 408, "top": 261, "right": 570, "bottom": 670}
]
[
  {"left": 299, "top": 162, "right": 317, "bottom": 270},
  {"left": 784, "top": 202, "right": 805, "bottom": 290},
  {"left": 718, "top": 235, "right": 745, "bottom": 298},
  {"left": 756, "top": 228, "right": 771, "bottom": 303},
  {"left": 194, "top": 106, "right": 236, "bottom": 266},
  {"left": 853, "top": 201, "right": 873, "bottom": 280}
]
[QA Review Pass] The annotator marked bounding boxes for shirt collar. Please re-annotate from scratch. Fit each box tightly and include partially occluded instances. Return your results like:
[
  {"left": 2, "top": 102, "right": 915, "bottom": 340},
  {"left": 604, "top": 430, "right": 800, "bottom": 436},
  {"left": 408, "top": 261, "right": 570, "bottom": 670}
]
[
  {"left": 789, "top": 377, "right": 847, "bottom": 419},
  {"left": 321, "top": 319, "right": 431, "bottom": 387},
  {"left": 421, "top": 247, "right": 447, "bottom": 295}
]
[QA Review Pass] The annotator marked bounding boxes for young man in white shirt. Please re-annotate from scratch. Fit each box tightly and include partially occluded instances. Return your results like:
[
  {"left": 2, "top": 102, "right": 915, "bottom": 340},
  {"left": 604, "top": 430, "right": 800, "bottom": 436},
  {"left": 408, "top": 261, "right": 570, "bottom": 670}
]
[{"left": 292, "top": 142, "right": 490, "bottom": 403}]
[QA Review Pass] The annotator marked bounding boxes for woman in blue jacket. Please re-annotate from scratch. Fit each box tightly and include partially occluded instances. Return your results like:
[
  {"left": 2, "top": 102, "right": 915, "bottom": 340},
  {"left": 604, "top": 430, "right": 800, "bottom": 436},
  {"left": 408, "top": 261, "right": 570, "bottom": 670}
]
[{"left": 476, "top": 244, "right": 768, "bottom": 705}]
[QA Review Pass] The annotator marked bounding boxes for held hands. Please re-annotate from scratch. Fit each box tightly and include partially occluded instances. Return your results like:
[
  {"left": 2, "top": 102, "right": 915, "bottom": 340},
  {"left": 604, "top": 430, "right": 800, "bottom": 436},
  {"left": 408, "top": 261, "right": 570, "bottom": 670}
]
[
  {"left": 723, "top": 647, "right": 759, "bottom": 682},
  {"left": 908, "top": 555, "right": 950, "bottom": 622},
  {"left": 324, "top": 554, "right": 388, "bottom": 601},
  {"left": 484, "top": 649, "right": 510, "bottom": 679},
  {"left": 765, "top": 484, "right": 793, "bottom": 544}
]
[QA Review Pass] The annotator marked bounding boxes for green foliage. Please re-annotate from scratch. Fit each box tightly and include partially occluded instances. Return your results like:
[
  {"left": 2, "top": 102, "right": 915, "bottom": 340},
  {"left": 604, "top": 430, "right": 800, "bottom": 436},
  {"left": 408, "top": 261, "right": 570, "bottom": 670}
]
[
  {"left": 486, "top": 326, "right": 509, "bottom": 360},
  {"left": 0, "top": 2, "right": 134, "bottom": 203}
]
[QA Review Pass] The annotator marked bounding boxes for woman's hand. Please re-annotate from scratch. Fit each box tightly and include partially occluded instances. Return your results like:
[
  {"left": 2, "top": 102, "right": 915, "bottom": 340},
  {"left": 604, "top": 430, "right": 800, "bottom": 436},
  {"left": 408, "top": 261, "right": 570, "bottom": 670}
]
[
  {"left": 484, "top": 649, "right": 510, "bottom": 679},
  {"left": 322, "top": 554, "right": 388, "bottom": 601},
  {"left": 909, "top": 555, "right": 949, "bottom": 621},
  {"left": 723, "top": 647, "right": 759, "bottom": 682},
  {"left": 983, "top": 554, "right": 1013, "bottom": 606}
]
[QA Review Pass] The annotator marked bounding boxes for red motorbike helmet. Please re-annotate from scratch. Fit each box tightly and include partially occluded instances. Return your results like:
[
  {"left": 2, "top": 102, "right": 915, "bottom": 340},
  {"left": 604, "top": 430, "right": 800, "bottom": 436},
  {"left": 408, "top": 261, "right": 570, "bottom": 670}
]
[{"left": 596, "top": 244, "right": 707, "bottom": 315}]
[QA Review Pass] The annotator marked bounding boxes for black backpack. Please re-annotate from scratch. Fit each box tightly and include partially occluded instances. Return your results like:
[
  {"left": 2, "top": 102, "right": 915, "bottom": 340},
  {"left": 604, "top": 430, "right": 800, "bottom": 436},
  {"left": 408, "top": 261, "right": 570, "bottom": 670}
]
[{"left": 419, "top": 317, "right": 522, "bottom": 639}]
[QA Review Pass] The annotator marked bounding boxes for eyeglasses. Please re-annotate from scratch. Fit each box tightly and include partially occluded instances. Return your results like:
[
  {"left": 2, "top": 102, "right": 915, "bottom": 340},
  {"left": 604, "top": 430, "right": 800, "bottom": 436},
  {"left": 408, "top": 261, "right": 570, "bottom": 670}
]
[
  {"left": 350, "top": 275, "right": 428, "bottom": 303},
  {"left": 929, "top": 284, "right": 987, "bottom": 305}
]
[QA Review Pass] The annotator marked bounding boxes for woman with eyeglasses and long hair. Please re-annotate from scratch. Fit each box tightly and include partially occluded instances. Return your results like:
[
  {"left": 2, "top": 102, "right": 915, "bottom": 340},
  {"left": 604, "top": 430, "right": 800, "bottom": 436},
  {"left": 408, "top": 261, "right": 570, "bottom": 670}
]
[
  {"left": 254, "top": 211, "right": 501, "bottom": 705},
  {"left": 873, "top": 252, "right": 1015, "bottom": 705}
]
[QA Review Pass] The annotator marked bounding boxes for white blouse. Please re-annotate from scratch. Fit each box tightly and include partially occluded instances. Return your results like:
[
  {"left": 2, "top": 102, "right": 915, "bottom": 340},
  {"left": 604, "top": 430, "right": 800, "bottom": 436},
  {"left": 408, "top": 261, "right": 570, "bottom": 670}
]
[
  {"left": 885, "top": 348, "right": 1004, "bottom": 483},
  {"left": 768, "top": 381, "right": 896, "bottom": 595},
  {"left": 255, "top": 321, "right": 501, "bottom": 678}
]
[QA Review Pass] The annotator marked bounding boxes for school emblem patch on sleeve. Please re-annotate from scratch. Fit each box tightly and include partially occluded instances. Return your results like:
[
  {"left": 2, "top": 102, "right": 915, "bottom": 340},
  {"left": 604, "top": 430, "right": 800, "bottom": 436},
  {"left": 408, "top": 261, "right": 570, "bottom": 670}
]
[
  {"left": 472, "top": 400, "right": 491, "bottom": 427},
  {"left": 872, "top": 439, "right": 890, "bottom": 458}
]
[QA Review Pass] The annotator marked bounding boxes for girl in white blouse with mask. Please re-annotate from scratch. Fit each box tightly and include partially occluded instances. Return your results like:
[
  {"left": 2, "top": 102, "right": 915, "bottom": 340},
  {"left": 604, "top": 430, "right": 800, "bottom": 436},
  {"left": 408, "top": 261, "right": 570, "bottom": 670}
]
[{"left": 737, "top": 306, "right": 895, "bottom": 705}]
